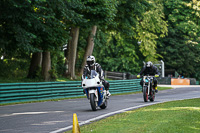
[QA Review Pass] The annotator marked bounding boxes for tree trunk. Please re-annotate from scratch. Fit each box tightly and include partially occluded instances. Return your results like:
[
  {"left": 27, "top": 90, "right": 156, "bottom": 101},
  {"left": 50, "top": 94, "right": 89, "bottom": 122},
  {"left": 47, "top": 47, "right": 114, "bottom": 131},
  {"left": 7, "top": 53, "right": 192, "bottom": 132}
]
[
  {"left": 64, "top": 43, "right": 69, "bottom": 76},
  {"left": 42, "top": 51, "right": 51, "bottom": 81},
  {"left": 80, "top": 25, "right": 97, "bottom": 75},
  {"left": 27, "top": 52, "right": 42, "bottom": 78},
  {"left": 68, "top": 27, "right": 79, "bottom": 79}
]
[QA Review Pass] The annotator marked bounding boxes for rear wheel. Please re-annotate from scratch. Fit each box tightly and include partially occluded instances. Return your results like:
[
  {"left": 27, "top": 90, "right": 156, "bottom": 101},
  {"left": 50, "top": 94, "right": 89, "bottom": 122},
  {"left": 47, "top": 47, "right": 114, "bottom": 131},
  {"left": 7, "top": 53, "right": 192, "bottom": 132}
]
[
  {"left": 100, "top": 99, "right": 107, "bottom": 109},
  {"left": 90, "top": 93, "right": 97, "bottom": 111},
  {"left": 143, "top": 86, "right": 148, "bottom": 102}
]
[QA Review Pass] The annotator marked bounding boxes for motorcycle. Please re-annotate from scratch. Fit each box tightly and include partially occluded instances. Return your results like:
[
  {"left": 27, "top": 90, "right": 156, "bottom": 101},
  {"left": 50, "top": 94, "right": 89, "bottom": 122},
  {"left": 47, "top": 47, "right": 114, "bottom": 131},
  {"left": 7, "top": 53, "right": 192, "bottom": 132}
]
[
  {"left": 142, "top": 75, "right": 158, "bottom": 102},
  {"left": 82, "top": 70, "right": 108, "bottom": 111}
]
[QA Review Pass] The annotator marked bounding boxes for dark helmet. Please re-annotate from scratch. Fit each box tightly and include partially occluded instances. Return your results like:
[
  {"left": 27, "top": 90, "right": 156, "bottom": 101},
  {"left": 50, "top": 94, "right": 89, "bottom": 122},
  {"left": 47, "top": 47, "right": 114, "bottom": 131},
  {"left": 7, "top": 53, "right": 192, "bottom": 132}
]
[
  {"left": 146, "top": 61, "right": 153, "bottom": 68},
  {"left": 87, "top": 55, "right": 95, "bottom": 66}
]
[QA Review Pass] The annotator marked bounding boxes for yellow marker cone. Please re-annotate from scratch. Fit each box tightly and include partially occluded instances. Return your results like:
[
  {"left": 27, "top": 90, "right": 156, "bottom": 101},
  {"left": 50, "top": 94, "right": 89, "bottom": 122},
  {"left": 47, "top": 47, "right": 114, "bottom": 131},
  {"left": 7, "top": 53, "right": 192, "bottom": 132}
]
[{"left": 72, "top": 113, "right": 81, "bottom": 133}]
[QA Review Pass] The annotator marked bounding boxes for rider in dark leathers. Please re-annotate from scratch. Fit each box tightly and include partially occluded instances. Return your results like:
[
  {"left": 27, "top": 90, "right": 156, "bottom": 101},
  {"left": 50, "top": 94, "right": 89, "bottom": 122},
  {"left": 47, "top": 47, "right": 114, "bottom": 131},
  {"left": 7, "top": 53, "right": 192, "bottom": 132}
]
[
  {"left": 82, "top": 55, "right": 111, "bottom": 96},
  {"left": 137, "top": 61, "right": 160, "bottom": 93}
]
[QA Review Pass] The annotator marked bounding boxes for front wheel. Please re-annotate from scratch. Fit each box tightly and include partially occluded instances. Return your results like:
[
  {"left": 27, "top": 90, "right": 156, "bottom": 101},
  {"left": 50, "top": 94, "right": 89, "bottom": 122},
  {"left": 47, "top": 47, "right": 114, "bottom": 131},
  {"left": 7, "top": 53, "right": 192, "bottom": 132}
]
[
  {"left": 150, "top": 89, "right": 155, "bottom": 102},
  {"left": 100, "top": 99, "right": 107, "bottom": 109},
  {"left": 143, "top": 86, "right": 148, "bottom": 102},
  {"left": 90, "top": 93, "right": 97, "bottom": 111}
]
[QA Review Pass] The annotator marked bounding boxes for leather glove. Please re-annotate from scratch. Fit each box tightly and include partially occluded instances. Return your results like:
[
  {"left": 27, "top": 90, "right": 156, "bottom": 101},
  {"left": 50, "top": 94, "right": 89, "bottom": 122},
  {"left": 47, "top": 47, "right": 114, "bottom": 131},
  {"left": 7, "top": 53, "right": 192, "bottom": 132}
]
[
  {"left": 155, "top": 74, "right": 159, "bottom": 77},
  {"left": 137, "top": 75, "right": 140, "bottom": 78}
]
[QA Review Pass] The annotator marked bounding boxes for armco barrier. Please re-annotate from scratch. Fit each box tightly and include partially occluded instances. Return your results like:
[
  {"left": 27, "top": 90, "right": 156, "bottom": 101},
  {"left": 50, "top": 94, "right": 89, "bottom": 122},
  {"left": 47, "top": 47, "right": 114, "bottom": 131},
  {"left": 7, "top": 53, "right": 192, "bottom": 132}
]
[{"left": 0, "top": 79, "right": 141, "bottom": 104}]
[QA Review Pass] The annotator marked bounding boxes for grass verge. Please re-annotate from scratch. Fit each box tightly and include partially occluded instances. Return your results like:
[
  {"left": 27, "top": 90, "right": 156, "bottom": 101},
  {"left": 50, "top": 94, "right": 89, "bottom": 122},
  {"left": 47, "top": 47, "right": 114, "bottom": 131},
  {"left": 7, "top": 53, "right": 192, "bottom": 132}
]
[
  {"left": 66, "top": 98, "right": 200, "bottom": 133},
  {"left": 157, "top": 86, "right": 173, "bottom": 91}
]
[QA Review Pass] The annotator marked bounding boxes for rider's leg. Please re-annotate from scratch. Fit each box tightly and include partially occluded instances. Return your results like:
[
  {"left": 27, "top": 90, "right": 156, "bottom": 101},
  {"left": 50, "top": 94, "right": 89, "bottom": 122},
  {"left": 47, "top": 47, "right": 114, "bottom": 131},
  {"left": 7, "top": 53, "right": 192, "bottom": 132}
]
[
  {"left": 83, "top": 89, "right": 86, "bottom": 96},
  {"left": 82, "top": 81, "right": 86, "bottom": 95},
  {"left": 153, "top": 78, "right": 158, "bottom": 93},
  {"left": 140, "top": 79, "right": 143, "bottom": 92},
  {"left": 102, "top": 80, "right": 111, "bottom": 96}
]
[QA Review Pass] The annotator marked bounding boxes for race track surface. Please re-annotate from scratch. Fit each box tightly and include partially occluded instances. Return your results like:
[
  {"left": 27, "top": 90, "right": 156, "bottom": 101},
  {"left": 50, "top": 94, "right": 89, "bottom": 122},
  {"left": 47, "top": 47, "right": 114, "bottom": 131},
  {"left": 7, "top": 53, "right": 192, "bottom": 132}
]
[{"left": 0, "top": 85, "right": 200, "bottom": 133}]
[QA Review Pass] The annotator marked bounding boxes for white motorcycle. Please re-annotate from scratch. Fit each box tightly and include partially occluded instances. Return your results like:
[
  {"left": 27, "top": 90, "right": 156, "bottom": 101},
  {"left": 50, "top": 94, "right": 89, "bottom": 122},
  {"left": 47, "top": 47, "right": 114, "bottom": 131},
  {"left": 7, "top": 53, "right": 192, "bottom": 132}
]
[{"left": 82, "top": 70, "right": 108, "bottom": 111}]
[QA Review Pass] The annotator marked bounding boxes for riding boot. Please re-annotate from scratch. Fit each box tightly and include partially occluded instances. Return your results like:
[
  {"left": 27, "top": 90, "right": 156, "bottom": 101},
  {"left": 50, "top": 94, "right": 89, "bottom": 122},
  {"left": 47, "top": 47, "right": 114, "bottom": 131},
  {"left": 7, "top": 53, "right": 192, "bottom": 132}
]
[
  {"left": 83, "top": 89, "right": 86, "bottom": 96},
  {"left": 106, "top": 90, "right": 111, "bottom": 96},
  {"left": 155, "top": 86, "right": 158, "bottom": 93}
]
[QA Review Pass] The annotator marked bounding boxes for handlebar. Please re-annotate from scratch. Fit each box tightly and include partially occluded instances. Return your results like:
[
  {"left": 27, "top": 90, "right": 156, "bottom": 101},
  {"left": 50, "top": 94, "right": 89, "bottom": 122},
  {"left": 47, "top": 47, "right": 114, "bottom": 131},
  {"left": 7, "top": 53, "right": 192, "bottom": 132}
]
[{"left": 137, "top": 74, "right": 159, "bottom": 79}]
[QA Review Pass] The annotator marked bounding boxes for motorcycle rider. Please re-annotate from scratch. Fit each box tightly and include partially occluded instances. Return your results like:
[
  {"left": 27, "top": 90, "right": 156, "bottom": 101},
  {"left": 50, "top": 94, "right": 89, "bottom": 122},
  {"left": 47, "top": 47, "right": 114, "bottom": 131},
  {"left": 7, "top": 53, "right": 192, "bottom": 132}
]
[
  {"left": 137, "top": 61, "right": 160, "bottom": 93},
  {"left": 82, "top": 55, "right": 111, "bottom": 96}
]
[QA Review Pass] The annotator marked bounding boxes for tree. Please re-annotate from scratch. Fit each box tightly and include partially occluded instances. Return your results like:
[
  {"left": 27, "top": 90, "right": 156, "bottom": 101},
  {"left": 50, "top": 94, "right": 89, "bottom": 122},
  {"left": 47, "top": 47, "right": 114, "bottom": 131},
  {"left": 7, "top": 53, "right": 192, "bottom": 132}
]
[
  {"left": 93, "top": 0, "right": 168, "bottom": 74},
  {"left": 157, "top": 0, "right": 200, "bottom": 79},
  {"left": 80, "top": 25, "right": 97, "bottom": 74},
  {"left": 0, "top": 0, "right": 71, "bottom": 81},
  {"left": 68, "top": 27, "right": 80, "bottom": 79},
  {"left": 42, "top": 52, "right": 51, "bottom": 81},
  {"left": 27, "top": 52, "right": 42, "bottom": 78},
  {"left": 78, "top": 0, "right": 118, "bottom": 75}
]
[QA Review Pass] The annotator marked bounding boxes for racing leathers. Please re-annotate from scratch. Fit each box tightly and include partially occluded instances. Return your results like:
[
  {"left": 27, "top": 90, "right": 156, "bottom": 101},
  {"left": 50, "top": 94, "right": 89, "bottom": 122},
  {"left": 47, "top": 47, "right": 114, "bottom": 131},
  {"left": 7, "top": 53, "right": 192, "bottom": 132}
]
[
  {"left": 138, "top": 65, "right": 160, "bottom": 92},
  {"left": 82, "top": 63, "right": 110, "bottom": 95}
]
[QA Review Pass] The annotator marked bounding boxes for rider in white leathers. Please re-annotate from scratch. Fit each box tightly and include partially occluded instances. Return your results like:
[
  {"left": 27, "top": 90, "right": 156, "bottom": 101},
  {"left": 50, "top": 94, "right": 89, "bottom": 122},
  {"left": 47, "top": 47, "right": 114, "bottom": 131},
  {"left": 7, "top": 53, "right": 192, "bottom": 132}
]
[{"left": 82, "top": 55, "right": 111, "bottom": 96}]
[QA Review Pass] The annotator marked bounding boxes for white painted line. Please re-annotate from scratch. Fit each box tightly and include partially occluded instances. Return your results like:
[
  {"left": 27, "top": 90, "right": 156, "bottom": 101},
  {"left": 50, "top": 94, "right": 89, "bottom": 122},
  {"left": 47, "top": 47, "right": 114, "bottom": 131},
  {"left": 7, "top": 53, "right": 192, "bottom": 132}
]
[
  {"left": 50, "top": 96, "right": 200, "bottom": 133},
  {"left": 50, "top": 125, "right": 73, "bottom": 133}
]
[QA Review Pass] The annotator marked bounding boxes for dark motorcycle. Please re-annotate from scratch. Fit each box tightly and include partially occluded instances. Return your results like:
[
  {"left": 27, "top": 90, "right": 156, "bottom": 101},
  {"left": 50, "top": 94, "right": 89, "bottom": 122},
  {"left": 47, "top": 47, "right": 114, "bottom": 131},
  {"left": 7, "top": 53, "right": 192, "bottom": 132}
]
[{"left": 142, "top": 75, "right": 158, "bottom": 102}]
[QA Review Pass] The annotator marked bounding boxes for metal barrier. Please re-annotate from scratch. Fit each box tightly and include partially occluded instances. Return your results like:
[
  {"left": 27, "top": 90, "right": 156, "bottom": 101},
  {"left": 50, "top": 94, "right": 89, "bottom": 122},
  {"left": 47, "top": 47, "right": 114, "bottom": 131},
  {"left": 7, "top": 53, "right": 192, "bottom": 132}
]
[{"left": 0, "top": 79, "right": 141, "bottom": 104}]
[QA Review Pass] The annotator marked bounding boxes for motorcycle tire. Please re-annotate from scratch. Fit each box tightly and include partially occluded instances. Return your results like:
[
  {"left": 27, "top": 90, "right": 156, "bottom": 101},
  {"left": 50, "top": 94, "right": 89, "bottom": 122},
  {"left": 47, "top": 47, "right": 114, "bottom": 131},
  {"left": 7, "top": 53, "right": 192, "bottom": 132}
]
[
  {"left": 143, "top": 86, "right": 148, "bottom": 102},
  {"left": 100, "top": 99, "right": 107, "bottom": 109},
  {"left": 90, "top": 93, "right": 97, "bottom": 111},
  {"left": 150, "top": 89, "right": 155, "bottom": 102}
]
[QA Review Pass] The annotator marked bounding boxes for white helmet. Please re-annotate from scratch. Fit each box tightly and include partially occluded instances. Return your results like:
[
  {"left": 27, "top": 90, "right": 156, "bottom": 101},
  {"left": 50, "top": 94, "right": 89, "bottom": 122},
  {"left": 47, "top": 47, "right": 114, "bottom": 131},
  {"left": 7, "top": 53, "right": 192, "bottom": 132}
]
[
  {"left": 87, "top": 55, "right": 95, "bottom": 66},
  {"left": 146, "top": 61, "right": 153, "bottom": 68}
]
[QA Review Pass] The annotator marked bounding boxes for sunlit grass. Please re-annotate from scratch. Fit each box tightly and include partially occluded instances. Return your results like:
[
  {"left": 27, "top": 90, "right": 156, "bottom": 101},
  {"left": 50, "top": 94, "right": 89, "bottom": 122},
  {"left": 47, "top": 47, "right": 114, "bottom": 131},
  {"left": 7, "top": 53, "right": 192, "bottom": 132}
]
[
  {"left": 65, "top": 98, "right": 200, "bottom": 133},
  {"left": 157, "top": 86, "right": 173, "bottom": 91}
]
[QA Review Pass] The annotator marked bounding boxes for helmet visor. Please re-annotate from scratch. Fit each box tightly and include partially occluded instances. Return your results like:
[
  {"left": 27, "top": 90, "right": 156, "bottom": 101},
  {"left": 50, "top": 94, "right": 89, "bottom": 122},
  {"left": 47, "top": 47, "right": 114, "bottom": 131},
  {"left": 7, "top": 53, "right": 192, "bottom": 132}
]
[
  {"left": 87, "top": 60, "right": 94, "bottom": 66},
  {"left": 146, "top": 62, "right": 152, "bottom": 67},
  {"left": 146, "top": 64, "right": 151, "bottom": 67}
]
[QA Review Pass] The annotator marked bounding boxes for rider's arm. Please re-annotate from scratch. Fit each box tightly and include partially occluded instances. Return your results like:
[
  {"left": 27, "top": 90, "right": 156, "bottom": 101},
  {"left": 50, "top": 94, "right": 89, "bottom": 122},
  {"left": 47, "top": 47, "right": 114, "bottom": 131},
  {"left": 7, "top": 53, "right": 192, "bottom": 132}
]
[
  {"left": 154, "top": 66, "right": 160, "bottom": 75},
  {"left": 138, "top": 66, "right": 146, "bottom": 75},
  {"left": 96, "top": 64, "right": 104, "bottom": 79},
  {"left": 83, "top": 66, "right": 89, "bottom": 79}
]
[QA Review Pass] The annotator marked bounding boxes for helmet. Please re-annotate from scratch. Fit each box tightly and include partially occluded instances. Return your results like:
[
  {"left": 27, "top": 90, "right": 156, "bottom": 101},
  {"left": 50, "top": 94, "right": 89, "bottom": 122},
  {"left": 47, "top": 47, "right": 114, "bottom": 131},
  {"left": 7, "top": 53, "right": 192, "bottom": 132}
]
[
  {"left": 146, "top": 61, "right": 153, "bottom": 68},
  {"left": 87, "top": 55, "right": 95, "bottom": 66}
]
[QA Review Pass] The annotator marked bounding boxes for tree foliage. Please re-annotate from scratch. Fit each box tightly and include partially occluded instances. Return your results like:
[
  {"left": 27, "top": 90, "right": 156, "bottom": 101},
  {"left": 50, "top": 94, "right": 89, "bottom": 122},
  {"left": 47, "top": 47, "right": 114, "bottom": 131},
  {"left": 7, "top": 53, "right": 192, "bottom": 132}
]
[
  {"left": 157, "top": 0, "right": 200, "bottom": 79},
  {"left": 94, "top": 0, "right": 168, "bottom": 74},
  {"left": 0, "top": 0, "right": 200, "bottom": 82}
]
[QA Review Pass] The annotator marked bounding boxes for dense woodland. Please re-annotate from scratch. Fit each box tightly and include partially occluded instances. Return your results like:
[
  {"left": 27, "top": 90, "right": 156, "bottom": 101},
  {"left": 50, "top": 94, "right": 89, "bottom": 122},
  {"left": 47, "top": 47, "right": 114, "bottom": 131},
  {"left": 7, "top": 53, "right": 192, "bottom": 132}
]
[{"left": 0, "top": 0, "right": 200, "bottom": 82}]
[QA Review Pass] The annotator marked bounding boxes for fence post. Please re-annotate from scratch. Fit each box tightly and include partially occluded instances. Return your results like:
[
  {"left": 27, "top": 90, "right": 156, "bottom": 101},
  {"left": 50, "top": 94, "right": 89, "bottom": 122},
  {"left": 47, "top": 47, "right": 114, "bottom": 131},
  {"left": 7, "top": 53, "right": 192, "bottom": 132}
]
[{"left": 123, "top": 73, "right": 126, "bottom": 80}]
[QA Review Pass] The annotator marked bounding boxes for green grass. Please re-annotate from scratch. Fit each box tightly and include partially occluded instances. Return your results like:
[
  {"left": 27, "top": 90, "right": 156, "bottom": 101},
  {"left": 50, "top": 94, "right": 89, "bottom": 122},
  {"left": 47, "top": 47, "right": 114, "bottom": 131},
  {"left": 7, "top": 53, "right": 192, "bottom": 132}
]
[
  {"left": 66, "top": 98, "right": 200, "bottom": 133},
  {"left": 157, "top": 86, "right": 173, "bottom": 91}
]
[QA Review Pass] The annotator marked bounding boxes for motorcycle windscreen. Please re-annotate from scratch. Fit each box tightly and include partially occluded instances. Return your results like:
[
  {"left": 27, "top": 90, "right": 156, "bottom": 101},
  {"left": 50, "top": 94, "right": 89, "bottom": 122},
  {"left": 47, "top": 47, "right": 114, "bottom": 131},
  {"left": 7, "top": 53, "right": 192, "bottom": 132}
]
[{"left": 90, "top": 70, "right": 98, "bottom": 79}]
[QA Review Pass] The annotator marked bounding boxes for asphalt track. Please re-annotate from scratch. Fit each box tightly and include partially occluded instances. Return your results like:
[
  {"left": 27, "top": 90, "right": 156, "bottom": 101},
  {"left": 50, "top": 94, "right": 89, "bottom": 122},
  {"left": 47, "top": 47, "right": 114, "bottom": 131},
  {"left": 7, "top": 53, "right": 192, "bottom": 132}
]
[{"left": 0, "top": 85, "right": 200, "bottom": 133}]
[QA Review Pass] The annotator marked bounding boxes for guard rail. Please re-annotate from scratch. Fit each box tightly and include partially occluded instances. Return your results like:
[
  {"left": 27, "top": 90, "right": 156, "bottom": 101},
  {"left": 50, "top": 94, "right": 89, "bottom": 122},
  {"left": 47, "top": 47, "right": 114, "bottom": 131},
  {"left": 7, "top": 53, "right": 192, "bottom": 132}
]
[{"left": 0, "top": 79, "right": 141, "bottom": 104}]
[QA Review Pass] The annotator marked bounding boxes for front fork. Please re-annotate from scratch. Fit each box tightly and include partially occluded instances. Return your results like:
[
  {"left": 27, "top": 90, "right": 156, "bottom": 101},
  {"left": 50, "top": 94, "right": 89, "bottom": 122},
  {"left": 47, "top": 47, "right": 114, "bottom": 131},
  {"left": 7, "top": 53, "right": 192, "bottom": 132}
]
[
  {"left": 88, "top": 89, "right": 98, "bottom": 102},
  {"left": 143, "top": 82, "right": 153, "bottom": 95},
  {"left": 148, "top": 82, "right": 150, "bottom": 95}
]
